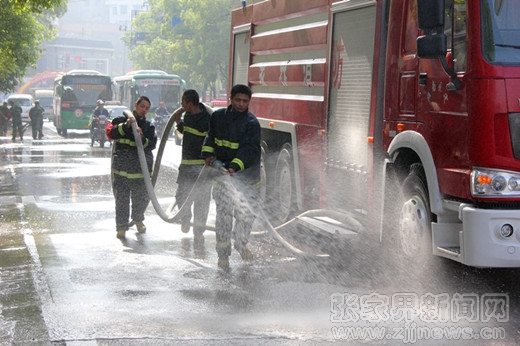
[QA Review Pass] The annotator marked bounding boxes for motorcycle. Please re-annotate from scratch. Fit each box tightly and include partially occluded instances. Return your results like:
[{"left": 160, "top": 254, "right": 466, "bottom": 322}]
[
  {"left": 153, "top": 114, "right": 166, "bottom": 139},
  {"left": 90, "top": 114, "right": 109, "bottom": 147}
]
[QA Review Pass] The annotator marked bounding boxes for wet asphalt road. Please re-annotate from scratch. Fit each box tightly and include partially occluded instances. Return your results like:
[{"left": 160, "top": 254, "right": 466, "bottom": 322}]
[{"left": 1, "top": 123, "right": 520, "bottom": 345}]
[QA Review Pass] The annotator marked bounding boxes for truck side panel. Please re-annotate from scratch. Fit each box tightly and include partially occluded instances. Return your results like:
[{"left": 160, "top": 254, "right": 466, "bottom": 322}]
[
  {"left": 231, "top": 1, "right": 335, "bottom": 216},
  {"left": 248, "top": 7, "right": 329, "bottom": 128},
  {"left": 326, "top": 2, "right": 378, "bottom": 213}
]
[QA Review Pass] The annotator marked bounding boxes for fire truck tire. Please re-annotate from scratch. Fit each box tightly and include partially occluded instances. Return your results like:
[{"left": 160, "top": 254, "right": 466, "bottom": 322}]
[
  {"left": 397, "top": 164, "right": 432, "bottom": 260},
  {"left": 274, "top": 145, "right": 296, "bottom": 224}
]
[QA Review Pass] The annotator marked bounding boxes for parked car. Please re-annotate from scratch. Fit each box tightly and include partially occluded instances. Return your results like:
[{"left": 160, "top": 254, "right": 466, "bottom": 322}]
[
  {"left": 104, "top": 102, "right": 129, "bottom": 119},
  {"left": 6, "top": 94, "right": 34, "bottom": 123}
]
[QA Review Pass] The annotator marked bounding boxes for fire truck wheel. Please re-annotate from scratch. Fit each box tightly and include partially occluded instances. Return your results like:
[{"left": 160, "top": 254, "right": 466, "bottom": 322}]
[
  {"left": 274, "top": 145, "right": 296, "bottom": 224},
  {"left": 397, "top": 164, "right": 432, "bottom": 260}
]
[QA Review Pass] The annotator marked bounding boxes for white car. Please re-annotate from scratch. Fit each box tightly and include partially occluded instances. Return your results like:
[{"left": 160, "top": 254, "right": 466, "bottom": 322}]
[
  {"left": 104, "top": 104, "right": 129, "bottom": 119},
  {"left": 6, "top": 94, "right": 34, "bottom": 123}
]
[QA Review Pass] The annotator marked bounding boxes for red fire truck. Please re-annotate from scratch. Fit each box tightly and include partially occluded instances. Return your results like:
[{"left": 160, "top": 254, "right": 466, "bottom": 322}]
[{"left": 228, "top": 0, "right": 520, "bottom": 267}]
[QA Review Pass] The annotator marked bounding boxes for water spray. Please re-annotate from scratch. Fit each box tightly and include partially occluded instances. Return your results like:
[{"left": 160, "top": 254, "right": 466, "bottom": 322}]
[{"left": 126, "top": 110, "right": 362, "bottom": 258}]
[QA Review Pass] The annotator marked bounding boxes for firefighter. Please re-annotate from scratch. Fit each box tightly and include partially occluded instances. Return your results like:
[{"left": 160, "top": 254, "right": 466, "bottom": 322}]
[
  {"left": 29, "top": 100, "right": 45, "bottom": 140},
  {"left": 8, "top": 100, "right": 23, "bottom": 142},
  {"left": 202, "top": 84, "right": 261, "bottom": 270},
  {"left": 108, "top": 96, "right": 157, "bottom": 238},
  {"left": 171, "top": 89, "right": 212, "bottom": 247},
  {"left": 0, "top": 101, "right": 9, "bottom": 136}
]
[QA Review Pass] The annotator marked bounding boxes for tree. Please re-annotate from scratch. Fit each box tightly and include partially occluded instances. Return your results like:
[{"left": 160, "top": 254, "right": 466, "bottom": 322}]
[
  {"left": 0, "top": 0, "right": 66, "bottom": 92},
  {"left": 9, "top": 0, "right": 63, "bottom": 12},
  {"left": 125, "top": 0, "right": 237, "bottom": 98}
]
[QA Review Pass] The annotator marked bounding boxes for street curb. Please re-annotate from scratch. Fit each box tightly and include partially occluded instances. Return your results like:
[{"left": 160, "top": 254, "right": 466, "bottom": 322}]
[{"left": 0, "top": 145, "right": 51, "bottom": 345}]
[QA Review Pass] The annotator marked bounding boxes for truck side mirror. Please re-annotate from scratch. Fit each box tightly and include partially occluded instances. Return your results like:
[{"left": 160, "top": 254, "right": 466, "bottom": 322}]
[
  {"left": 416, "top": 0, "right": 447, "bottom": 59},
  {"left": 416, "top": 0, "right": 460, "bottom": 90},
  {"left": 417, "top": 33, "right": 447, "bottom": 59}
]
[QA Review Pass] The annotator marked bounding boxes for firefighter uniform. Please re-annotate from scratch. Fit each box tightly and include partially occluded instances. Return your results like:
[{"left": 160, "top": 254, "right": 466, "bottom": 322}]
[
  {"left": 175, "top": 103, "right": 212, "bottom": 241},
  {"left": 202, "top": 104, "right": 261, "bottom": 262},
  {"left": 29, "top": 101, "right": 45, "bottom": 139},
  {"left": 9, "top": 101, "right": 23, "bottom": 142},
  {"left": 108, "top": 110, "right": 157, "bottom": 234},
  {"left": 0, "top": 102, "right": 9, "bottom": 136}
]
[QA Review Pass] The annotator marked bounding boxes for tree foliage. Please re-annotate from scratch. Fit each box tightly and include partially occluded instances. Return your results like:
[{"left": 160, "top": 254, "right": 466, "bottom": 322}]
[
  {"left": 126, "top": 0, "right": 237, "bottom": 98},
  {"left": 0, "top": 0, "right": 66, "bottom": 92},
  {"left": 10, "top": 0, "right": 64, "bottom": 13}
]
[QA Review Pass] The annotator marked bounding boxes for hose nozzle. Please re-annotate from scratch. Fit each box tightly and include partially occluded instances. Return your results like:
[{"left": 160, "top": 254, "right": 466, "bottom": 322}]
[{"left": 209, "top": 159, "right": 228, "bottom": 174}]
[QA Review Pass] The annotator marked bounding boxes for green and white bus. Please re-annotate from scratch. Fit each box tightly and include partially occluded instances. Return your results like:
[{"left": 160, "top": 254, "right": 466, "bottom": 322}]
[
  {"left": 113, "top": 70, "right": 185, "bottom": 117},
  {"left": 53, "top": 70, "right": 112, "bottom": 137}
]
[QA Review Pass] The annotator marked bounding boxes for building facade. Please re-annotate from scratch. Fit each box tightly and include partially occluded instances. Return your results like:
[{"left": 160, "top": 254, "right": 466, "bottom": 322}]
[{"left": 32, "top": 0, "right": 147, "bottom": 79}]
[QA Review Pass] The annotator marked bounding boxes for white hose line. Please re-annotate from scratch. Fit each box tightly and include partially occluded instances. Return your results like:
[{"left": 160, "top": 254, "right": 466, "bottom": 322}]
[
  {"left": 151, "top": 105, "right": 214, "bottom": 213},
  {"left": 151, "top": 109, "right": 179, "bottom": 186},
  {"left": 130, "top": 117, "right": 185, "bottom": 223},
  {"left": 113, "top": 111, "right": 216, "bottom": 224}
]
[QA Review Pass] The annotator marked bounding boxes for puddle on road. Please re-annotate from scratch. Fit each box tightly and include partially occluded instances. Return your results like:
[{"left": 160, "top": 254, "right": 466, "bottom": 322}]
[
  {"left": 117, "top": 289, "right": 153, "bottom": 299},
  {"left": 179, "top": 287, "right": 253, "bottom": 312}
]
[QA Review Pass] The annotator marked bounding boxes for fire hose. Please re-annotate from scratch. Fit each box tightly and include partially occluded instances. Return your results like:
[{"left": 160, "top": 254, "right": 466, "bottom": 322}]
[{"left": 126, "top": 110, "right": 362, "bottom": 258}]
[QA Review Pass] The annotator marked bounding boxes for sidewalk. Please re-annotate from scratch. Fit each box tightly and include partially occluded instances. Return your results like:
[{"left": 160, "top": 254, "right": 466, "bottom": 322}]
[{"left": 0, "top": 141, "right": 51, "bottom": 345}]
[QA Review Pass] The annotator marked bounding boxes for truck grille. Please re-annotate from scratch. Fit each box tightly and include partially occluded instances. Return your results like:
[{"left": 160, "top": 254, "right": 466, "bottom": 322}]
[
  {"left": 509, "top": 113, "right": 520, "bottom": 159},
  {"left": 475, "top": 201, "right": 520, "bottom": 209}
]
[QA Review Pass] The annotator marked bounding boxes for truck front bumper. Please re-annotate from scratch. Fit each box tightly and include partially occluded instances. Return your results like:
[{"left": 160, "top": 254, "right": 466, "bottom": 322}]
[{"left": 434, "top": 204, "right": 520, "bottom": 268}]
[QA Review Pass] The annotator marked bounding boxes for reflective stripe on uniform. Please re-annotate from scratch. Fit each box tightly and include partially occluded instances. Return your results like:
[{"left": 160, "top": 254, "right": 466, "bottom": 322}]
[
  {"left": 183, "top": 126, "right": 207, "bottom": 137},
  {"left": 112, "top": 169, "right": 144, "bottom": 179},
  {"left": 116, "top": 137, "right": 150, "bottom": 148},
  {"left": 117, "top": 123, "right": 126, "bottom": 136},
  {"left": 181, "top": 159, "right": 205, "bottom": 165},
  {"left": 117, "top": 138, "right": 136, "bottom": 146},
  {"left": 231, "top": 158, "right": 244, "bottom": 171},
  {"left": 202, "top": 145, "right": 215, "bottom": 154},
  {"left": 214, "top": 138, "right": 239, "bottom": 150},
  {"left": 216, "top": 241, "right": 231, "bottom": 249}
]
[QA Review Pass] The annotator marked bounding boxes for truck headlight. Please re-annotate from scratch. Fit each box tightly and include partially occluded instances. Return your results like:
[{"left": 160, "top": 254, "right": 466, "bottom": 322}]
[{"left": 472, "top": 168, "right": 520, "bottom": 197}]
